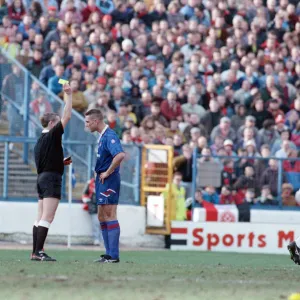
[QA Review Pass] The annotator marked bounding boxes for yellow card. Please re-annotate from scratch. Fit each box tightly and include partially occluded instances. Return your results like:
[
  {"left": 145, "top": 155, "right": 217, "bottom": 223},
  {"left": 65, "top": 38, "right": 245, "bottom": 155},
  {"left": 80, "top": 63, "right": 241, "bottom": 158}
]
[{"left": 58, "top": 79, "right": 69, "bottom": 85}]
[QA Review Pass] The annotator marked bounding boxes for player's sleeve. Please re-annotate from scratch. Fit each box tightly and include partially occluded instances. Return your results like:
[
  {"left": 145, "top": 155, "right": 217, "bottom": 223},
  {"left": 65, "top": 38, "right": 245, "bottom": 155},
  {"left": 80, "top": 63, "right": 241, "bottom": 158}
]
[{"left": 106, "top": 135, "right": 124, "bottom": 158}]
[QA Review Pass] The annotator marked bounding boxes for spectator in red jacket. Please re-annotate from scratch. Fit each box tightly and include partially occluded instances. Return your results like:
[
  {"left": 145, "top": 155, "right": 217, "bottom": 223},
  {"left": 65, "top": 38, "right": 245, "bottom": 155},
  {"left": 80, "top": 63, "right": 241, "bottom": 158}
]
[
  {"left": 221, "top": 159, "right": 237, "bottom": 188},
  {"left": 220, "top": 186, "right": 236, "bottom": 205},
  {"left": 81, "top": 0, "right": 102, "bottom": 23},
  {"left": 283, "top": 149, "right": 300, "bottom": 172},
  {"left": 8, "top": 0, "right": 26, "bottom": 23},
  {"left": 29, "top": 91, "right": 53, "bottom": 137},
  {"left": 30, "top": 92, "right": 53, "bottom": 118},
  {"left": 160, "top": 91, "right": 182, "bottom": 122},
  {"left": 60, "top": 0, "right": 82, "bottom": 24}
]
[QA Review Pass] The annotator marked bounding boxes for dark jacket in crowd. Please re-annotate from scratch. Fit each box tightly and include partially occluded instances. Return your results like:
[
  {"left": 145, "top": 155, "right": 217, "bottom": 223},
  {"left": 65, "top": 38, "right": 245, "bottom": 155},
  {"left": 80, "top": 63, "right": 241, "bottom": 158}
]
[
  {"left": 251, "top": 109, "right": 274, "bottom": 129},
  {"left": 201, "top": 111, "right": 222, "bottom": 135},
  {"left": 261, "top": 167, "right": 286, "bottom": 197},
  {"left": 183, "top": 124, "right": 207, "bottom": 141},
  {"left": 39, "top": 64, "right": 55, "bottom": 86},
  {"left": 254, "top": 159, "right": 269, "bottom": 189},
  {"left": 233, "top": 175, "right": 256, "bottom": 191},
  {"left": 26, "top": 59, "right": 45, "bottom": 78},
  {"left": 173, "top": 155, "right": 193, "bottom": 182}
]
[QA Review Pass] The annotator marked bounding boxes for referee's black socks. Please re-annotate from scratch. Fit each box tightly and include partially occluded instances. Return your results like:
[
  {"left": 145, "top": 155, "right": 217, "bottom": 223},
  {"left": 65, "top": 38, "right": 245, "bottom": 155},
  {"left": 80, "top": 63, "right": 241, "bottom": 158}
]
[
  {"left": 32, "top": 221, "right": 38, "bottom": 254},
  {"left": 35, "top": 220, "right": 51, "bottom": 254}
]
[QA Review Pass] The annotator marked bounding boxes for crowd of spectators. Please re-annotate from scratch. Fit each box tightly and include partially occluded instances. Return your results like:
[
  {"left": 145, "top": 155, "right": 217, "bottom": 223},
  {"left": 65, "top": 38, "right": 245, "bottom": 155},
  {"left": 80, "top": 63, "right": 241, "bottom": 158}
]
[{"left": 0, "top": 0, "right": 300, "bottom": 206}]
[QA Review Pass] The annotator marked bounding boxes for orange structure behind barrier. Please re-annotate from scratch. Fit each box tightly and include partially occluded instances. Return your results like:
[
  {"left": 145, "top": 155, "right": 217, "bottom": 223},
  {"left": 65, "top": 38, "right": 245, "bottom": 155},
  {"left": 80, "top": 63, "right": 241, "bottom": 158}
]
[{"left": 140, "top": 145, "right": 174, "bottom": 234}]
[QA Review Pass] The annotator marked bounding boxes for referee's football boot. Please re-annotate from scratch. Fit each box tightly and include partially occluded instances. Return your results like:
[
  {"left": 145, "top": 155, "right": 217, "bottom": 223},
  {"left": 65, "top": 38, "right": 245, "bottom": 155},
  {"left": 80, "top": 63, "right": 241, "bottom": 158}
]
[
  {"left": 287, "top": 241, "right": 300, "bottom": 265},
  {"left": 30, "top": 248, "right": 45, "bottom": 260},
  {"left": 31, "top": 251, "right": 57, "bottom": 262},
  {"left": 94, "top": 254, "right": 120, "bottom": 263}
]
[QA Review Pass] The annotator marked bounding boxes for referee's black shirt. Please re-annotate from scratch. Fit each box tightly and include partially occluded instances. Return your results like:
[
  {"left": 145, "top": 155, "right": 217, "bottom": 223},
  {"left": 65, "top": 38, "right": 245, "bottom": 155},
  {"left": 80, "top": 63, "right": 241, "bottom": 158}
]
[{"left": 34, "top": 121, "right": 64, "bottom": 175}]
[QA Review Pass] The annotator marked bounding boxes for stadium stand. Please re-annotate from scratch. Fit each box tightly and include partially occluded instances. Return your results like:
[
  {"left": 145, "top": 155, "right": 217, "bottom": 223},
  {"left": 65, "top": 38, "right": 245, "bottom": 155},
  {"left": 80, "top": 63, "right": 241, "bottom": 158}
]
[
  {"left": 0, "top": 142, "right": 37, "bottom": 198},
  {"left": 0, "top": 0, "right": 299, "bottom": 207}
]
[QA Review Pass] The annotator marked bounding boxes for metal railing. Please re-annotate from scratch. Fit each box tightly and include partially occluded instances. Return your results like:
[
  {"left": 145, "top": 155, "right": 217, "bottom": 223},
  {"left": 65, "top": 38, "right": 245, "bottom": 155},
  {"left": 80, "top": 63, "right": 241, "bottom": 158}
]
[
  {"left": 0, "top": 136, "right": 94, "bottom": 200},
  {"left": 192, "top": 148, "right": 300, "bottom": 209},
  {"left": 0, "top": 136, "right": 141, "bottom": 204},
  {"left": 0, "top": 49, "right": 142, "bottom": 204},
  {"left": 0, "top": 48, "right": 97, "bottom": 180}
]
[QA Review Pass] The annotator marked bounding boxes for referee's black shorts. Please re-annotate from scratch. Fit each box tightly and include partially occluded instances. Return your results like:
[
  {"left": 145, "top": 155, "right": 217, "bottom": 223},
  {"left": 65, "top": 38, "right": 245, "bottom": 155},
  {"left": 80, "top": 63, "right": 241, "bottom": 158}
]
[{"left": 37, "top": 172, "right": 62, "bottom": 200}]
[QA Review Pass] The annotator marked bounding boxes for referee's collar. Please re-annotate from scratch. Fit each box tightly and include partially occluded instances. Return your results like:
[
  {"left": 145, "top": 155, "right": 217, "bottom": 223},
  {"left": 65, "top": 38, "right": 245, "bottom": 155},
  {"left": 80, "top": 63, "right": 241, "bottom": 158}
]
[{"left": 42, "top": 129, "right": 50, "bottom": 133}]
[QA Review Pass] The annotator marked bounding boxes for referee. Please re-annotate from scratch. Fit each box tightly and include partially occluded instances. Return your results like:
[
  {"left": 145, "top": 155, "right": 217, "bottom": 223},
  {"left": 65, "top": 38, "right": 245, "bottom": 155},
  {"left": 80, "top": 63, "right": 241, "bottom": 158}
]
[
  {"left": 85, "top": 109, "right": 125, "bottom": 263},
  {"left": 31, "top": 84, "right": 72, "bottom": 261}
]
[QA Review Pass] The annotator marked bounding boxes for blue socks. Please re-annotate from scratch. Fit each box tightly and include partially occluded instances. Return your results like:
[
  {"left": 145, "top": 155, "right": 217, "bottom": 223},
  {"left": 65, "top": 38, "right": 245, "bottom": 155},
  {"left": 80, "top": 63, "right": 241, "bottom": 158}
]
[
  {"left": 100, "top": 222, "right": 109, "bottom": 255},
  {"left": 106, "top": 220, "right": 120, "bottom": 259}
]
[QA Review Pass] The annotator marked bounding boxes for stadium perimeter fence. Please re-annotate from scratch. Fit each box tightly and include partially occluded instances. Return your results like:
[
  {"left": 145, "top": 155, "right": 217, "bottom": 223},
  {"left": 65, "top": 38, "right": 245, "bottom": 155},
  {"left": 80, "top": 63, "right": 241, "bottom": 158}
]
[{"left": 0, "top": 136, "right": 141, "bottom": 205}]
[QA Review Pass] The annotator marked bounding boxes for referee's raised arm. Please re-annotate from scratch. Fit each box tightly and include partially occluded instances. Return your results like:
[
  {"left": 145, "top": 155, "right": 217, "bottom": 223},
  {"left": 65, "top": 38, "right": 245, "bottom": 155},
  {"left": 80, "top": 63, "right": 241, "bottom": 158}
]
[{"left": 61, "top": 83, "right": 73, "bottom": 128}]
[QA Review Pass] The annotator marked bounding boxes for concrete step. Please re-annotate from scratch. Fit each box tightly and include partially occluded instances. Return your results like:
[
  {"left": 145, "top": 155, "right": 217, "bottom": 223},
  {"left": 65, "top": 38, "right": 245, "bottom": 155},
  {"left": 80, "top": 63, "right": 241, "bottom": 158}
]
[
  {"left": 0, "top": 183, "right": 36, "bottom": 188},
  {"left": 0, "top": 187, "right": 36, "bottom": 191},
  {"left": 0, "top": 151, "right": 21, "bottom": 157},
  {"left": 0, "top": 185, "right": 37, "bottom": 192},
  {"left": 2, "top": 193, "right": 37, "bottom": 198},
  {"left": 6, "top": 188, "right": 37, "bottom": 193},
  {"left": 1, "top": 156, "right": 29, "bottom": 162},
  {"left": 0, "top": 176, "right": 36, "bottom": 182},
  {"left": 0, "top": 157, "right": 33, "bottom": 165},
  {"left": 0, "top": 165, "right": 34, "bottom": 171},
  {"left": 0, "top": 123, "right": 9, "bottom": 135},
  {"left": 0, "top": 163, "right": 30, "bottom": 168},
  {"left": 4, "top": 189, "right": 37, "bottom": 192},
  {"left": 4, "top": 188, "right": 37, "bottom": 192},
  {"left": 3, "top": 188, "right": 37, "bottom": 192},
  {"left": 0, "top": 175, "right": 36, "bottom": 180},
  {"left": 1, "top": 194, "right": 37, "bottom": 198},
  {"left": 0, "top": 156, "right": 23, "bottom": 161},
  {"left": 0, "top": 191, "right": 37, "bottom": 196},
  {"left": 0, "top": 164, "right": 34, "bottom": 169},
  {"left": 0, "top": 169, "right": 36, "bottom": 175}
]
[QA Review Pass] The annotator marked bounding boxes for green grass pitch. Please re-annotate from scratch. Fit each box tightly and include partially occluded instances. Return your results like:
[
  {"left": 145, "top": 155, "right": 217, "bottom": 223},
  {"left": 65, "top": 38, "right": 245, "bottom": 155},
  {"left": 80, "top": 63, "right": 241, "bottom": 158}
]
[{"left": 0, "top": 249, "right": 299, "bottom": 300}]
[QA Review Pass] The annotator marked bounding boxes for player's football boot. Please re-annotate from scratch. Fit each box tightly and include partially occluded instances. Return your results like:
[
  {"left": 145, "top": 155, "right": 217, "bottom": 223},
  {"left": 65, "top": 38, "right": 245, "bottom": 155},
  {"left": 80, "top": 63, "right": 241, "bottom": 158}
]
[
  {"left": 94, "top": 254, "right": 111, "bottom": 263},
  {"left": 105, "top": 258, "right": 120, "bottom": 263},
  {"left": 31, "top": 251, "right": 56, "bottom": 262},
  {"left": 94, "top": 255, "right": 120, "bottom": 263},
  {"left": 287, "top": 241, "right": 300, "bottom": 265}
]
